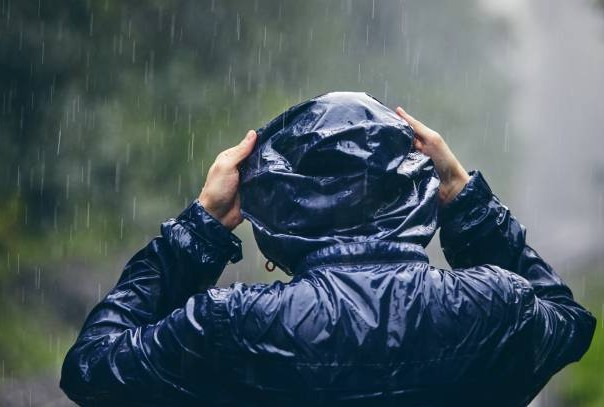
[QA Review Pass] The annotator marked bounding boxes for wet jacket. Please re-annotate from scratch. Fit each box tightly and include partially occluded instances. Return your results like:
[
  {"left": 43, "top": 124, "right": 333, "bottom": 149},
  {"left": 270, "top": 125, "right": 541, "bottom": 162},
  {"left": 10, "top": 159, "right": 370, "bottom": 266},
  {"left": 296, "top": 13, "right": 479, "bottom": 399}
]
[{"left": 60, "top": 93, "right": 595, "bottom": 406}]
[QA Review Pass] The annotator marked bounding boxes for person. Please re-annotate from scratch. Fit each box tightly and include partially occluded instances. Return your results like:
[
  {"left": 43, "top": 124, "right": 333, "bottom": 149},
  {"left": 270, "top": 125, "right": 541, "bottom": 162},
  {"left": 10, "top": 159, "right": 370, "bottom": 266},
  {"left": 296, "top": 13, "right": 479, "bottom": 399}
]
[{"left": 60, "top": 92, "right": 595, "bottom": 406}]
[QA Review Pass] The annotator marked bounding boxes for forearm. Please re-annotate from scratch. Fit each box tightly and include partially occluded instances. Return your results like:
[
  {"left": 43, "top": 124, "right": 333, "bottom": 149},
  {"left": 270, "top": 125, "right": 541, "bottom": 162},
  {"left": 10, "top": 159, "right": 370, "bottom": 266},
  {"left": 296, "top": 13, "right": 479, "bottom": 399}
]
[
  {"left": 160, "top": 199, "right": 243, "bottom": 310},
  {"left": 439, "top": 171, "right": 525, "bottom": 270},
  {"left": 108, "top": 200, "right": 242, "bottom": 322},
  {"left": 439, "top": 171, "right": 580, "bottom": 300},
  {"left": 440, "top": 170, "right": 595, "bottom": 384}
]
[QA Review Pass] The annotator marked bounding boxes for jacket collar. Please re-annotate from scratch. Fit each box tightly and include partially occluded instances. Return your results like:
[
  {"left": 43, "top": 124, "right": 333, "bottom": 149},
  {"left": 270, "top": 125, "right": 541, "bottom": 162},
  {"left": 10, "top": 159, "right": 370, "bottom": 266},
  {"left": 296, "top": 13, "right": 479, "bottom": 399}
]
[{"left": 293, "top": 240, "right": 429, "bottom": 274}]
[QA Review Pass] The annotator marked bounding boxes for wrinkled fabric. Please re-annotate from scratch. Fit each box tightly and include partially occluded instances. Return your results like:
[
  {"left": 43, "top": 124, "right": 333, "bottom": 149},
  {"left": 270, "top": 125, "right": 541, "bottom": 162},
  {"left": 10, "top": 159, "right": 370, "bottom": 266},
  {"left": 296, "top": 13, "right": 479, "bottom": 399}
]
[
  {"left": 239, "top": 92, "right": 439, "bottom": 274},
  {"left": 61, "top": 93, "right": 595, "bottom": 407}
]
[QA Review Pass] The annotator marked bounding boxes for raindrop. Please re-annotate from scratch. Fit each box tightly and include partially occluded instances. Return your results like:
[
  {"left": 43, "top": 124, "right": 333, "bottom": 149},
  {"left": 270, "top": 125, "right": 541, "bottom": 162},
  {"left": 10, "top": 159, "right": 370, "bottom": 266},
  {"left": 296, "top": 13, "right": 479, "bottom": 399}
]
[
  {"left": 40, "top": 157, "right": 45, "bottom": 196},
  {"left": 236, "top": 13, "right": 241, "bottom": 41},
  {"left": 65, "top": 174, "right": 70, "bottom": 200},
  {"left": 115, "top": 162, "right": 121, "bottom": 192},
  {"left": 132, "top": 196, "right": 137, "bottom": 221},
  {"left": 278, "top": 32, "right": 283, "bottom": 53},
  {"left": 170, "top": 14, "right": 176, "bottom": 44},
  {"left": 56, "top": 127, "right": 61, "bottom": 155},
  {"left": 89, "top": 12, "right": 94, "bottom": 36},
  {"left": 384, "top": 80, "right": 389, "bottom": 103},
  {"left": 87, "top": 159, "right": 91, "bottom": 188},
  {"left": 504, "top": 121, "right": 510, "bottom": 153},
  {"left": 191, "top": 132, "right": 195, "bottom": 160}
]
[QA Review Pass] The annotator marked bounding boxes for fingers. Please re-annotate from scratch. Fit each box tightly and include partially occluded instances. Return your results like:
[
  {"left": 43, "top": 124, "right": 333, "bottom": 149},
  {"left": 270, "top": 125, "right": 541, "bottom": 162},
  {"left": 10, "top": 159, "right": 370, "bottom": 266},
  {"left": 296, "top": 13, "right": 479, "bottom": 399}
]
[
  {"left": 217, "top": 130, "right": 257, "bottom": 167},
  {"left": 395, "top": 106, "right": 417, "bottom": 126},
  {"left": 395, "top": 106, "right": 429, "bottom": 141}
]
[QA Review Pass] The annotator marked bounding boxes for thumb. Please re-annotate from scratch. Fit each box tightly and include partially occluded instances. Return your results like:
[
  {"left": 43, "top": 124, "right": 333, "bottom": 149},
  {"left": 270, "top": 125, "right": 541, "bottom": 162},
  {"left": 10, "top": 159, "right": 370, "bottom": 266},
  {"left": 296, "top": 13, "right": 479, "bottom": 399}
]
[{"left": 225, "top": 130, "right": 257, "bottom": 165}]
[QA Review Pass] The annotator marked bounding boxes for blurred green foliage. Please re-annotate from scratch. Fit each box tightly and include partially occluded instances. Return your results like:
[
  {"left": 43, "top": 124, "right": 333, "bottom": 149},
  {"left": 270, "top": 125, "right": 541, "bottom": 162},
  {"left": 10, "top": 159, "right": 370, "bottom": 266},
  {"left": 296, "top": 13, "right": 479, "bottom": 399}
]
[{"left": 559, "top": 258, "right": 604, "bottom": 407}]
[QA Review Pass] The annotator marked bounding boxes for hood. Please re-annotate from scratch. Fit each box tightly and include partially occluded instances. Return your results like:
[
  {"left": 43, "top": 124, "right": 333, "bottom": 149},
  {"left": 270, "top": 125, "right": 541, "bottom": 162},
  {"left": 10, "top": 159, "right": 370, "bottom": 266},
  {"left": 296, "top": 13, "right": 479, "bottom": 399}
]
[{"left": 239, "top": 92, "right": 440, "bottom": 275}]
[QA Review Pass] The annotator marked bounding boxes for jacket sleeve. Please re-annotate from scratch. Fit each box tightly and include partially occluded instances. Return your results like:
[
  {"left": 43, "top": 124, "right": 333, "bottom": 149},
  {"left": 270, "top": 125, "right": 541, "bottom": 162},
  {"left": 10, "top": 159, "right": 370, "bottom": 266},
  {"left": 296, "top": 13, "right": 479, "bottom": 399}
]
[
  {"left": 439, "top": 171, "right": 596, "bottom": 390},
  {"left": 60, "top": 200, "right": 242, "bottom": 405}
]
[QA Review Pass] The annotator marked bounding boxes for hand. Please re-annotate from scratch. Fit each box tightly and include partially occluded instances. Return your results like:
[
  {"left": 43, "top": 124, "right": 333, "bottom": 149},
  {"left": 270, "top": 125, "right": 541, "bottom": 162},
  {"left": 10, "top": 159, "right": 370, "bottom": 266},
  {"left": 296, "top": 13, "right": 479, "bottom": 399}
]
[
  {"left": 198, "top": 130, "right": 257, "bottom": 230},
  {"left": 396, "top": 106, "right": 470, "bottom": 205}
]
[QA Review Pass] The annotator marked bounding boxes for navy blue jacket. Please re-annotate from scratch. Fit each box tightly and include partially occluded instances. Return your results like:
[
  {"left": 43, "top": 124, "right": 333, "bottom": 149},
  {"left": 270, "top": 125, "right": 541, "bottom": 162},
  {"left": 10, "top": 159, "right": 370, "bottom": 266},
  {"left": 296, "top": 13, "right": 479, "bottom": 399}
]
[{"left": 61, "top": 93, "right": 595, "bottom": 406}]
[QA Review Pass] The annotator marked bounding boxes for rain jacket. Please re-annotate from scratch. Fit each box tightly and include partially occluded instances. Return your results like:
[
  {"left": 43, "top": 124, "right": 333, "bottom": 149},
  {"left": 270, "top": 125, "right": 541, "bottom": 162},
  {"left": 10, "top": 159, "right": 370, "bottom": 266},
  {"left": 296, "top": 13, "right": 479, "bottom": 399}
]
[{"left": 61, "top": 92, "right": 595, "bottom": 406}]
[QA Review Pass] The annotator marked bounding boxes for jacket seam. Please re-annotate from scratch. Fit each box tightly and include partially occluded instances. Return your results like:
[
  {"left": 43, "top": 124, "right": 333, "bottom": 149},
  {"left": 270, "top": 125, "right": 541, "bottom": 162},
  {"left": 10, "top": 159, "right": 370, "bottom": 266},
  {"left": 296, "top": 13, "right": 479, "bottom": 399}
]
[{"left": 302, "top": 258, "right": 427, "bottom": 274}]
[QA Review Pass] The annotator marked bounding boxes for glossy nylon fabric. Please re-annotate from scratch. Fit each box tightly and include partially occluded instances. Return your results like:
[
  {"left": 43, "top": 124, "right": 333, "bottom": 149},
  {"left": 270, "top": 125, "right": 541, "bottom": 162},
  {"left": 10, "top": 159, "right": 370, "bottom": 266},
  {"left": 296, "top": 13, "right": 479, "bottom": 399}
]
[
  {"left": 60, "top": 97, "right": 596, "bottom": 406},
  {"left": 239, "top": 92, "right": 439, "bottom": 274}
]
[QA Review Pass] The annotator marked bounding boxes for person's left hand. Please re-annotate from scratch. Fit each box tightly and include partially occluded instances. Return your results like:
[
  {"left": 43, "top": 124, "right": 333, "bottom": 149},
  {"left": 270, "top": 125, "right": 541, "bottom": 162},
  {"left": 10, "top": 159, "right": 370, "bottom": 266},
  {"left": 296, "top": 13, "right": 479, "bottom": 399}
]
[
  {"left": 198, "top": 130, "right": 257, "bottom": 231},
  {"left": 395, "top": 107, "right": 469, "bottom": 205}
]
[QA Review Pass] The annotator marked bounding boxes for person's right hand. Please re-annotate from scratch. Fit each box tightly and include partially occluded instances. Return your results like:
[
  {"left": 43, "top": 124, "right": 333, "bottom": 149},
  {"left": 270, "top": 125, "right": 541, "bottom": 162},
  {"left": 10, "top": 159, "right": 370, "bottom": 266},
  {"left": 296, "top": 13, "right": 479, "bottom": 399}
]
[
  {"left": 198, "top": 130, "right": 257, "bottom": 231},
  {"left": 396, "top": 106, "right": 470, "bottom": 205}
]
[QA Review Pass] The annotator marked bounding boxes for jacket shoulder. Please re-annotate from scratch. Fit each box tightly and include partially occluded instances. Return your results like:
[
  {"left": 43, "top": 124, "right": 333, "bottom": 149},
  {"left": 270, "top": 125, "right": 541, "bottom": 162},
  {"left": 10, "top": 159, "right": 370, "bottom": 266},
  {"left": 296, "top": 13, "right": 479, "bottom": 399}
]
[{"left": 428, "top": 264, "right": 536, "bottom": 342}]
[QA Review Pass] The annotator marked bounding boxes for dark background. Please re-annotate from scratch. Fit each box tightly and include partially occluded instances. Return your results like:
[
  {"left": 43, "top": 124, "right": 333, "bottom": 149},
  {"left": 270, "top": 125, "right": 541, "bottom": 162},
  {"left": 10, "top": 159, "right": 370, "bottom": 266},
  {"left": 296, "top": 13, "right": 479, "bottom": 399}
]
[{"left": 1, "top": 1, "right": 603, "bottom": 405}]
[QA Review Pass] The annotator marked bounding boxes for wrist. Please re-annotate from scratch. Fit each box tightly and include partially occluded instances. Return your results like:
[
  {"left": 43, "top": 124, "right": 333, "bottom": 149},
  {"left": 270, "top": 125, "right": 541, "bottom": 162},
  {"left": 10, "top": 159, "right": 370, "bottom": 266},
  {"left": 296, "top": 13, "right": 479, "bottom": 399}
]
[
  {"left": 174, "top": 200, "right": 243, "bottom": 264},
  {"left": 198, "top": 197, "right": 240, "bottom": 231},
  {"left": 198, "top": 193, "right": 223, "bottom": 222},
  {"left": 439, "top": 170, "right": 493, "bottom": 220},
  {"left": 439, "top": 168, "right": 470, "bottom": 205}
]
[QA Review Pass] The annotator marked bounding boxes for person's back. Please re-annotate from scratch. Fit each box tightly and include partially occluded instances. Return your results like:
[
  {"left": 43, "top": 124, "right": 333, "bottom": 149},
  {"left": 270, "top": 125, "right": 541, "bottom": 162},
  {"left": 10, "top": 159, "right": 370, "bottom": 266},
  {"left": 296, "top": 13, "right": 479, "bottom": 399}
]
[{"left": 60, "top": 92, "right": 595, "bottom": 406}]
